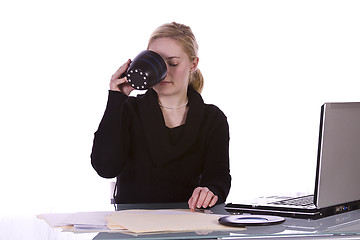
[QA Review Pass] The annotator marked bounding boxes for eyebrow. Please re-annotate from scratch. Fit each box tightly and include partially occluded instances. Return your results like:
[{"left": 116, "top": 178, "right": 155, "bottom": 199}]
[{"left": 166, "top": 56, "right": 181, "bottom": 60}]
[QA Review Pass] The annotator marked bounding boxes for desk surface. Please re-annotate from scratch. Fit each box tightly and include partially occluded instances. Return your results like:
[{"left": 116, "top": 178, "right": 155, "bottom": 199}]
[{"left": 3, "top": 203, "right": 360, "bottom": 240}]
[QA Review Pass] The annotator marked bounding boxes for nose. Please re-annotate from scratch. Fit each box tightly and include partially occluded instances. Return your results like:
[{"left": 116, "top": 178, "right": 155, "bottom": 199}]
[{"left": 163, "top": 68, "right": 168, "bottom": 80}]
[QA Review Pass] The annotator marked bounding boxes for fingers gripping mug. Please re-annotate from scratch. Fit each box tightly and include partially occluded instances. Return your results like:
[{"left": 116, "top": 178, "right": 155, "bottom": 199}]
[{"left": 121, "top": 50, "right": 167, "bottom": 90}]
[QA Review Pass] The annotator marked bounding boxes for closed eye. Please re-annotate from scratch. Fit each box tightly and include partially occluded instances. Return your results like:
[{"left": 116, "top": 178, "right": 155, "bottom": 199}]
[{"left": 166, "top": 56, "right": 180, "bottom": 67}]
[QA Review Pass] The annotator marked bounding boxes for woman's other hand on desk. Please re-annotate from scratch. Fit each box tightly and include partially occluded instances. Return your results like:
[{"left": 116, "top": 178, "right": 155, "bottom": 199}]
[
  {"left": 188, "top": 187, "right": 218, "bottom": 211},
  {"left": 110, "top": 59, "right": 133, "bottom": 96}
]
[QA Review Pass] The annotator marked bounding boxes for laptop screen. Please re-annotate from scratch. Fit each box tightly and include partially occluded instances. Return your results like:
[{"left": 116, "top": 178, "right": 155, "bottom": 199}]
[{"left": 315, "top": 102, "right": 360, "bottom": 208}]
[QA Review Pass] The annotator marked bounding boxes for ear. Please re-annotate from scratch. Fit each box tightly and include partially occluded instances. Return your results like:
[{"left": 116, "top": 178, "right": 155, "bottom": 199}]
[{"left": 190, "top": 57, "right": 199, "bottom": 72}]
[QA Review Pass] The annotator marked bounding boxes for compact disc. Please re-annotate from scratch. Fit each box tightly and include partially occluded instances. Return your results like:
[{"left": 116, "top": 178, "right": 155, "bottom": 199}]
[{"left": 218, "top": 215, "right": 285, "bottom": 227}]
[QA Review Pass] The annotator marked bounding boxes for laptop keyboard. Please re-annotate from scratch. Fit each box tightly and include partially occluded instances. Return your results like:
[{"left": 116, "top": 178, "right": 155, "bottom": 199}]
[{"left": 270, "top": 195, "right": 314, "bottom": 206}]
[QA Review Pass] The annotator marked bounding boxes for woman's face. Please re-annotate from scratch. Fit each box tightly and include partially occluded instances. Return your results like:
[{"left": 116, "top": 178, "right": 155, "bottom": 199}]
[{"left": 148, "top": 37, "right": 198, "bottom": 97}]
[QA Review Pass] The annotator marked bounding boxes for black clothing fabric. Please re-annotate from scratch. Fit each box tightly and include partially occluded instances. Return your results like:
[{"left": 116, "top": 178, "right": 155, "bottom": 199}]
[{"left": 91, "top": 87, "right": 231, "bottom": 204}]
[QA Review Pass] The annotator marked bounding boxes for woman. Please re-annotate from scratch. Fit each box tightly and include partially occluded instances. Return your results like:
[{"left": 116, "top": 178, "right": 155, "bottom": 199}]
[{"left": 91, "top": 22, "right": 231, "bottom": 210}]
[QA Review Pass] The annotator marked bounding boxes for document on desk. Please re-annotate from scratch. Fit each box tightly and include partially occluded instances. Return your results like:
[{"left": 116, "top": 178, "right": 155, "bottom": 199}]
[
  {"left": 38, "top": 209, "right": 244, "bottom": 234},
  {"left": 37, "top": 211, "right": 121, "bottom": 232},
  {"left": 106, "top": 209, "right": 244, "bottom": 234}
]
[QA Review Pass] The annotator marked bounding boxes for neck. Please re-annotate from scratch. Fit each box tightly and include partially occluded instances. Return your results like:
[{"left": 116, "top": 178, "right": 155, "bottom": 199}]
[{"left": 158, "top": 94, "right": 188, "bottom": 110}]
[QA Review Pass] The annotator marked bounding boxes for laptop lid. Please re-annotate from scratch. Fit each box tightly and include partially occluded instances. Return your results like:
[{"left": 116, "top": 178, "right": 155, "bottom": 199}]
[{"left": 315, "top": 102, "right": 360, "bottom": 208}]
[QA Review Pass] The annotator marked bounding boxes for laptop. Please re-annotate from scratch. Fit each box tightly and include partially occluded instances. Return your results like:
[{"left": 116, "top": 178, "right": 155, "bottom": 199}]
[{"left": 225, "top": 102, "right": 360, "bottom": 219}]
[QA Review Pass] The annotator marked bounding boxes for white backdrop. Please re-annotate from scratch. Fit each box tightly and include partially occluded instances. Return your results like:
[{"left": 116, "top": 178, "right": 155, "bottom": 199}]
[{"left": 1, "top": 0, "right": 359, "bottom": 215}]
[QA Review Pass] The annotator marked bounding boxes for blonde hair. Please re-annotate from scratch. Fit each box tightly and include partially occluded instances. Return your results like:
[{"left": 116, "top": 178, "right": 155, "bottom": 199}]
[{"left": 148, "top": 22, "right": 204, "bottom": 93}]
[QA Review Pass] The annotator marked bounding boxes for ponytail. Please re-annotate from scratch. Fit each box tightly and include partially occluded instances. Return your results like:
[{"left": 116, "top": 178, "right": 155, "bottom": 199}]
[{"left": 189, "top": 68, "right": 204, "bottom": 94}]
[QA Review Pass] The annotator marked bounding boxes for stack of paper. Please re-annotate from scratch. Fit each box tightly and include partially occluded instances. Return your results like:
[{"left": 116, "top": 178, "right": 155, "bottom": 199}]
[
  {"left": 37, "top": 211, "right": 116, "bottom": 232},
  {"left": 38, "top": 209, "right": 244, "bottom": 235}
]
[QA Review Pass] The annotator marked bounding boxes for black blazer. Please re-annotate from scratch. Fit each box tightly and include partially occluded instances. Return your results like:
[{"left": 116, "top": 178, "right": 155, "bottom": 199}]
[{"left": 91, "top": 87, "right": 231, "bottom": 204}]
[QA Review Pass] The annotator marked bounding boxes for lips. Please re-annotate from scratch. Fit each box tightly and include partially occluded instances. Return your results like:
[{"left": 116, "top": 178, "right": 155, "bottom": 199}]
[{"left": 159, "top": 81, "right": 172, "bottom": 85}]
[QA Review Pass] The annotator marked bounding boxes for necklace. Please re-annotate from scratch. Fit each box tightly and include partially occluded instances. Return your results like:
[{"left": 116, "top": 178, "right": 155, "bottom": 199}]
[{"left": 158, "top": 100, "right": 189, "bottom": 109}]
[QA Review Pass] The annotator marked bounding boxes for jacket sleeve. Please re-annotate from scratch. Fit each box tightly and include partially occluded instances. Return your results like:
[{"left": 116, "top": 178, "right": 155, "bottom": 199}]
[
  {"left": 200, "top": 108, "right": 231, "bottom": 204},
  {"left": 91, "top": 90, "right": 130, "bottom": 178}
]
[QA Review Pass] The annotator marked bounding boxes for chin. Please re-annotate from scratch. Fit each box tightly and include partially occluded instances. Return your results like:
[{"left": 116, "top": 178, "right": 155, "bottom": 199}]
[{"left": 154, "top": 88, "right": 173, "bottom": 96}]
